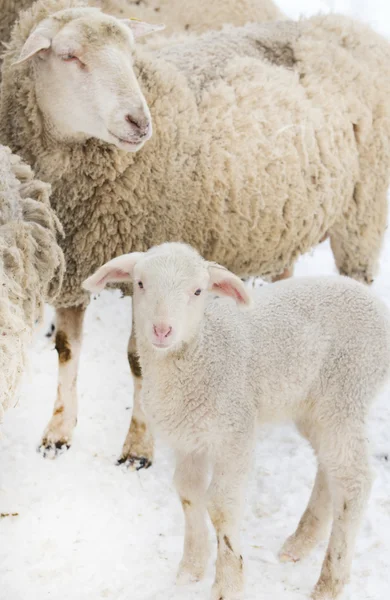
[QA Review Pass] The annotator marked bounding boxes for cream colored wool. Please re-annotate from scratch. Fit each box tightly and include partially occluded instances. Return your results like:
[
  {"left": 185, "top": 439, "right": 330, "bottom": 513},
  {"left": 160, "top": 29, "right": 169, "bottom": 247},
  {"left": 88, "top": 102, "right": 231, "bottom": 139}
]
[
  {"left": 1, "top": 0, "right": 389, "bottom": 305},
  {"left": 0, "top": 145, "right": 64, "bottom": 418},
  {"left": 95, "top": 0, "right": 284, "bottom": 35},
  {"left": 0, "top": 0, "right": 284, "bottom": 49},
  {"left": 1, "top": 0, "right": 390, "bottom": 458}
]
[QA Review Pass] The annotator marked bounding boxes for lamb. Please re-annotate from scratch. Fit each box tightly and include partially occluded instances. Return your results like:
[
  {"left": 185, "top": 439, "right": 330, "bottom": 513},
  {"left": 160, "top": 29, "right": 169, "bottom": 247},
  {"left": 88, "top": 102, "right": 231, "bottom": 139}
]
[
  {"left": 1, "top": 1, "right": 390, "bottom": 465},
  {"left": 0, "top": 144, "right": 64, "bottom": 421},
  {"left": 83, "top": 241, "right": 390, "bottom": 600}
]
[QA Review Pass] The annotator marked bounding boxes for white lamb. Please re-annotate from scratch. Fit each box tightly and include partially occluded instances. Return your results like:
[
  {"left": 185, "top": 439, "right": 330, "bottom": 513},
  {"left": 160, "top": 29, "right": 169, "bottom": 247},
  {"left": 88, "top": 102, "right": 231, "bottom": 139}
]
[{"left": 84, "top": 242, "right": 390, "bottom": 600}]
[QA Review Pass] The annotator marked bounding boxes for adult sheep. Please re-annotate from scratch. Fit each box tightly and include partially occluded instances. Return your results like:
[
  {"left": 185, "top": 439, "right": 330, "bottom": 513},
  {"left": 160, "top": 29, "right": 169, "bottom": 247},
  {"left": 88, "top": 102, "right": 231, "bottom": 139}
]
[
  {"left": 0, "top": 0, "right": 284, "bottom": 51},
  {"left": 1, "top": 0, "right": 389, "bottom": 465},
  {"left": 96, "top": 0, "right": 284, "bottom": 35},
  {"left": 0, "top": 144, "right": 64, "bottom": 421}
]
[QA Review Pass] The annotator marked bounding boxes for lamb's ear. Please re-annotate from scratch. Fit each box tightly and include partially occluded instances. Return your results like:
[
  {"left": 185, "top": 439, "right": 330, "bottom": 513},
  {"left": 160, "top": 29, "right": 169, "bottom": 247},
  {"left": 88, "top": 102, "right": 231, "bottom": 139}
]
[
  {"left": 14, "top": 30, "right": 51, "bottom": 65},
  {"left": 207, "top": 263, "right": 252, "bottom": 307},
  {"left": 121, "top": 19, "right": 165, "bottom": 39},
  {"left": 82, "top": 252, "right": 144, "bottom": 293}
]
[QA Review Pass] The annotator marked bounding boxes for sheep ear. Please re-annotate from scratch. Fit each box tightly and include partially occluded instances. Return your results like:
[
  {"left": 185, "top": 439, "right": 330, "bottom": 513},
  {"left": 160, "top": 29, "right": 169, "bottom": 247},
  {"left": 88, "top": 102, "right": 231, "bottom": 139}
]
[
  {"left": 121, "top": 19, "right": 165, "bottom": 39},
  {"left": 14, "top": 31, "right": 51, "bottom": 65},
  {"left": 82, "top": 252, "right": 144, "bottom": 293},
  {"left": 207, "top": 263, "right": 252, "bottom": 307}
]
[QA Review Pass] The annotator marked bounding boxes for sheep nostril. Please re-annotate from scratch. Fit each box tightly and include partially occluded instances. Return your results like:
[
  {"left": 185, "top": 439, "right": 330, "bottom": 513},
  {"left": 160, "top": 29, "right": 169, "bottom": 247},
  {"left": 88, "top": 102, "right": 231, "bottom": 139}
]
[
  {"left": 125, "top": 114, "right": 140, "bottom": 129},
  {"left": 125, "top": 115, "right": 150, "bottom": 137}
]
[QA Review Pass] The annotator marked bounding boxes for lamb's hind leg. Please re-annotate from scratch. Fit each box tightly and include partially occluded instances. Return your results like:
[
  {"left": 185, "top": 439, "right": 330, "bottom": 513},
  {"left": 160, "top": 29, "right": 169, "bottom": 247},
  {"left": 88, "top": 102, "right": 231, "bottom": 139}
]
[
  {"left": 117, "top": 325, "right": 154, "bottom": 470},
  {"left": 39, "top": 306, "right": 85, "bottom": 458},
  {"left": 279, "top": 466, "right": 332, "bottom": 563},
  {"left": 311, "top": 428, "right": 372, "bottom": 600},
  {"left": 280, "top": 421, "right": 332, "bottom": 562}
]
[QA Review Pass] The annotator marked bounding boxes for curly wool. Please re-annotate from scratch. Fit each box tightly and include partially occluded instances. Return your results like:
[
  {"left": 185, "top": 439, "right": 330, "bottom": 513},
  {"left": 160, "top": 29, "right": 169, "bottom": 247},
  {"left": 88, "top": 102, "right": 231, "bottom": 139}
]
[
  {"left": 0, "top": 145, "right": 64, "bottom": 417},
  {"left": 95, "top": 0, "right": 284, "bottom": 35},
  {"left": 0, "top": 0, "right": 284, "bottom": 48},
  {"left": 1, "top": 0, "right": 390, "bottom": 310}
]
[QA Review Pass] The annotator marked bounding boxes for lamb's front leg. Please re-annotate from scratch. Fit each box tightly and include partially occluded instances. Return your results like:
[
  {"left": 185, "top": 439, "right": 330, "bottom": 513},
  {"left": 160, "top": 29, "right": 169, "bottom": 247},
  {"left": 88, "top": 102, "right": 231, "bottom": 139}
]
[
  {"left": 39, "top": 306, "right": 85, "bottom": 458},
  {"left": 174, "top": 451, "right": 210, "bottom": 583},
  {"left": 208, "top": 439, "right": 253, "bottom": 600}
]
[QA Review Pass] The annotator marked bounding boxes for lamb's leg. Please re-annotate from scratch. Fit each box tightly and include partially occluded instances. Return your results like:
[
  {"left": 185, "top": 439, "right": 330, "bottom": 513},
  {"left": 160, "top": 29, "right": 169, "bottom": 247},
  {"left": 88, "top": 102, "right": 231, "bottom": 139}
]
[
  {"left": 117, "top": 326, "right": 154, "bottom": 470},
  {"left": 311, "top": 431, "right": 372, "bottom": 600},
  {"left": 207, "top": 442, "right": 253, "bottom": 600},
  {"left": 279, "top": 466, "right": 332, "bottom": 562},
  {"left": 174, "top": 451, "right": 210, "bottom": 584},
  {"left": 39, "top": 306, "right": 85, "bottom": 458}
]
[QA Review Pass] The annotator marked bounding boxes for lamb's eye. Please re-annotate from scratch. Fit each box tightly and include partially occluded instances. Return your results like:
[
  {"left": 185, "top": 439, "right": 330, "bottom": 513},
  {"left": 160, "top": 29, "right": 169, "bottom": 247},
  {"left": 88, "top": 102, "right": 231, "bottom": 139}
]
[
  {"left": 138, "top": 281, "right": 144, "bottom": 289},
  {"left": 194, "top": 289, "right": 202, "bottom": 296}
]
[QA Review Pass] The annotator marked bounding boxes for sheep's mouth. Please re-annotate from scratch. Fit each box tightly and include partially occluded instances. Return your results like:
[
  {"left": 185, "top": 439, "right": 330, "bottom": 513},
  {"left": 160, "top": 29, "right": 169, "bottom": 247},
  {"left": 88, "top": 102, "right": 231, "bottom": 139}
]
[{"left": 108, "top": 131, "right": 144, "bottom": 148}]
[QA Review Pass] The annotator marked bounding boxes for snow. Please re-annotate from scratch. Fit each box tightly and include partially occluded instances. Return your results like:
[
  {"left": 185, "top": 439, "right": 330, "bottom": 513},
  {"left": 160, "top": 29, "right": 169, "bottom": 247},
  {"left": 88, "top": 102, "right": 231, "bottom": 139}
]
[{"left": 1, "top": 1, "right": 390, "bottom": 599}]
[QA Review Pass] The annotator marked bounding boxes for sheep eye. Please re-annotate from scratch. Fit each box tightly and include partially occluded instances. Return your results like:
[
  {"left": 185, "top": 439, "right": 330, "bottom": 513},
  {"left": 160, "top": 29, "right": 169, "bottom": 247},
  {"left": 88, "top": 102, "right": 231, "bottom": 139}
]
[
  {"left": 61, "top": 55, "right": 85, "bottom": 68},
  {"left": 194, "top": 289, "right": 202, "bottom": 296},
  {"left": 138, "top": 281, "right": 144, "bottom": 289}
]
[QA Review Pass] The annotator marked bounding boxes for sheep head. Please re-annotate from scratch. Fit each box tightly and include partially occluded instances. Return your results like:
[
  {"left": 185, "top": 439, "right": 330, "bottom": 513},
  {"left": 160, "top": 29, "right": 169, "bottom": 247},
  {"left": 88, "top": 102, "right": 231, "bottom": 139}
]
[{"left": 14, "top": 7, "right": 164, "bottom": 151}]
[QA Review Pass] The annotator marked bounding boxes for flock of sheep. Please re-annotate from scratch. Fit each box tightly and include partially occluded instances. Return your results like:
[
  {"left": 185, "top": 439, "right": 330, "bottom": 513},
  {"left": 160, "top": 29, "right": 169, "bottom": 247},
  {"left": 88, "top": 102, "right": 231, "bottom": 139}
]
[{"left": 1, "top": 1, "right": 390, "bottom": 599}]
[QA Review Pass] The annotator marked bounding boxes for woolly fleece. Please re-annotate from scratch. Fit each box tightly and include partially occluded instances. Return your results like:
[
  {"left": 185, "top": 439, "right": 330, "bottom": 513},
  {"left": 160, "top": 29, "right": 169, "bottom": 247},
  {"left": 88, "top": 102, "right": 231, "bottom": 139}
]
[
  {"left": 1, "top": 0, "right": 390, "bottom": 311},
  {"left": 0, "top": 144, "right": 64, "bottom": 417}
]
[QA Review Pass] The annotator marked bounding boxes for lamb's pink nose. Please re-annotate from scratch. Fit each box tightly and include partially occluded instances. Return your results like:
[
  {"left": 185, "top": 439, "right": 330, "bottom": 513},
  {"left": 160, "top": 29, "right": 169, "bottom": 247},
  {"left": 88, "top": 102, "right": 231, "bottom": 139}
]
[{"left": 153, "top": 324, "right": 172, "bottom": 342}]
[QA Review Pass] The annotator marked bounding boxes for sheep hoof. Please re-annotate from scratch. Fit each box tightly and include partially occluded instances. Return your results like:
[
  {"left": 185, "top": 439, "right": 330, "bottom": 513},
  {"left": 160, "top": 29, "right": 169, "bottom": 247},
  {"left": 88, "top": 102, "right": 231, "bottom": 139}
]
[
  {"left": 116, "top": 455, "right": 152, "bottom": 470},
  {"left": 37, "top": 440, "right": 71, "bottom": 459},
  {"left": 45, "top": 322, "right": 55, "bottom": 338}
]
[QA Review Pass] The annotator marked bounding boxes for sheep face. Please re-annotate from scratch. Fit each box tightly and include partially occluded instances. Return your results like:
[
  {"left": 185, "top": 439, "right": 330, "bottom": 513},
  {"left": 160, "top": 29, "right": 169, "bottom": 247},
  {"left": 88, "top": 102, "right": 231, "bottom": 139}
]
[
  {"left": 14, "top": 8, "right": 164, "bottom": 151},
  {"left": 83, "top": 243, "right": 252, "bottom": 352}
]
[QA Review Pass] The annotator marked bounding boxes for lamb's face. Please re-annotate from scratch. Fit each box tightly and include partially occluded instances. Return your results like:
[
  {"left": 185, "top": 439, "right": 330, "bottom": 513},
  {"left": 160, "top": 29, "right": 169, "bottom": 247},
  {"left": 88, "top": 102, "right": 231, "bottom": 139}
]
[
  {"left": 83, "top": 243, "right": 252, "bottom": 353},
  {"left": 132, "top": 246, "right": 211, "bottom": 351},
  {"left": 15, "top": 8, "right": 164, "bottom": 151}
]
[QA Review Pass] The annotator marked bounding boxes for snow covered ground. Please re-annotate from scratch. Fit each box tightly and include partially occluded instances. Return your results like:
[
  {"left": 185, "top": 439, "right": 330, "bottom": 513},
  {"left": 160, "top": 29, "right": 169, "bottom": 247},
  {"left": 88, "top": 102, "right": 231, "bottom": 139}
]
[{"left": 1, "top": 1, "right": 390, "bottom": 599}]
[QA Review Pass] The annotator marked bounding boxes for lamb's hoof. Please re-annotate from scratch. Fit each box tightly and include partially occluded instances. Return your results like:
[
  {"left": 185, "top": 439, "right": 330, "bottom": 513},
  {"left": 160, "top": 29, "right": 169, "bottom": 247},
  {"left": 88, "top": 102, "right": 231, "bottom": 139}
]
[
  {"left": 116, "top": 455, "right": 152, "bottom": 471},
  {"left": 210, "top": 586, "right": 243, "bottom": 600},
  {"left": 279, "top": 550, "right": 300, "bottom": 563},
  {"left": 279, "top": 532, "right": 314, "bottom": 563},
  {"left": 176, "top": 560, "right": 206, "bottom": 585},
  {"left": 310, "top": 579, "right": 343, "bottom": 600},
  {"left": 310, "top": 588, "right": 335, "bottom": 600},
  {"left": 176, "top": 569, "right": 202, "bottom": 585},
  {"left": 38, "top": 440, "right": 71, "bottom": 459}
]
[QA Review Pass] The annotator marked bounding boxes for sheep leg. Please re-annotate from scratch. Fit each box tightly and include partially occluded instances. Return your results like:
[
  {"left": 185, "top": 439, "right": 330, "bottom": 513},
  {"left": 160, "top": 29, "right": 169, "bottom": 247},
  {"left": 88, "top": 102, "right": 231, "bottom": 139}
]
[
  {"left": 329, "top": 142, "right": 388, "bottom": 284},
  {"left": 271, "top": 266, "right": 294, "bottom": 282},
  {"left": 39, "top": 306, "right": 85, "bottom": 458},
  {"left": 311, "top": 431, "right": 372, "bottom": 600},
  {"left": 174, "top": 451, "right": 210, "bottom": 584},
  {"left": 117, "top": 326, "right": 154, "bottom": 470},
  {"left": 208, "top": 443, "right": 253, "bottom": 600},
  {"left": 279, "top": 466, "right": 332, "bottom": 562}
]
